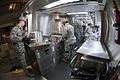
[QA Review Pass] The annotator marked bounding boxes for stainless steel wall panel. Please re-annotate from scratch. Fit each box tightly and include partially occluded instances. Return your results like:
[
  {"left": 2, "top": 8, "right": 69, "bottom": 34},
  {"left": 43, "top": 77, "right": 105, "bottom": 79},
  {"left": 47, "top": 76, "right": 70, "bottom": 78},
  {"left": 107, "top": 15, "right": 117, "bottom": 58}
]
[{"left": 37, "top": 13, "right": 56, "bottom": 36}]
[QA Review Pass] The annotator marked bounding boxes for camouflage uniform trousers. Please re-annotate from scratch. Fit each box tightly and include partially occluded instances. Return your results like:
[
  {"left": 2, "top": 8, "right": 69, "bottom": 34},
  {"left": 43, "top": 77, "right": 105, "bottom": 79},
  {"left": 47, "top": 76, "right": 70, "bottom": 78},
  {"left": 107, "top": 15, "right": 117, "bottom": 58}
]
[
  {"left": 64, "top": 43, "right": 75, "bottom": 60},
  {"left": 14, "top": 42, "right": 27, "bottom": 70}
]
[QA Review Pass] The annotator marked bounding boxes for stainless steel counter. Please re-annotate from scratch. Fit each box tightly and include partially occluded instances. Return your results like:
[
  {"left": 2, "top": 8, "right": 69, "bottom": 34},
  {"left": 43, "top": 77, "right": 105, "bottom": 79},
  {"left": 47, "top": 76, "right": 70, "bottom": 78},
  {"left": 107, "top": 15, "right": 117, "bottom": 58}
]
[
  {"left": 76, "top": 39, "right": 110, "bottom": 61},
  {"left": 29, "top": 42, "right": 51, "bottom": 50}
]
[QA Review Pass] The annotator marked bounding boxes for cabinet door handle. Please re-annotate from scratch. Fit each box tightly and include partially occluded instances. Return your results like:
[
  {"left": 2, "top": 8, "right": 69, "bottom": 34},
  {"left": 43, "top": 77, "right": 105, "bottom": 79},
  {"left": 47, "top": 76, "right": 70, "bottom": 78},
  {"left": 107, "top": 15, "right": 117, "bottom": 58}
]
[{"left": 44, "top": 49, "right": 49, "bottom": 52}]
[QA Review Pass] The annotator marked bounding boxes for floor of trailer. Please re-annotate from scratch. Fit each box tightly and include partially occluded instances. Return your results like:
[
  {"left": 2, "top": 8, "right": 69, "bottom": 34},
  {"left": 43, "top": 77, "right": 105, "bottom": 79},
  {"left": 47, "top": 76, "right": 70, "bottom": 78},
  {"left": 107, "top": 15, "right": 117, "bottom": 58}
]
[
  {"left": 0, "top": 69, "right": 35, "bottom": 80},
  {"left": 44, "top": 62, "right": 72, "bottom": 80},
  {"left": 0, "top": 61, "right": 72, "bottom": 80}
]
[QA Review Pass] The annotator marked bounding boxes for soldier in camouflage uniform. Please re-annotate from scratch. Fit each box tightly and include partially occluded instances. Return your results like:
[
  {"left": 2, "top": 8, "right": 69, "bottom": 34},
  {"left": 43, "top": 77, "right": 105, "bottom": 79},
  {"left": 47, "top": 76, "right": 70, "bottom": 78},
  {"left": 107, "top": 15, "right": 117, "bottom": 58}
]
[
  {"left": 10, "top": 17, "right": 34, "bottom": 76},
  {"left": 61, "top": 16, "right": 76, "bottom": 62}
]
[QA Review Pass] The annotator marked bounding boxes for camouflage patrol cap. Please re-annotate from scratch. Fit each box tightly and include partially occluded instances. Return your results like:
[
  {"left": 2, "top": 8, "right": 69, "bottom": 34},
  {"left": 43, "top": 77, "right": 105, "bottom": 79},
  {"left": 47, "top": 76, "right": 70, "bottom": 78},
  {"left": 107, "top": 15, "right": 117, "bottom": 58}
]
[{"left": 19, "top": 16, "right": 27, "bottom": 21}]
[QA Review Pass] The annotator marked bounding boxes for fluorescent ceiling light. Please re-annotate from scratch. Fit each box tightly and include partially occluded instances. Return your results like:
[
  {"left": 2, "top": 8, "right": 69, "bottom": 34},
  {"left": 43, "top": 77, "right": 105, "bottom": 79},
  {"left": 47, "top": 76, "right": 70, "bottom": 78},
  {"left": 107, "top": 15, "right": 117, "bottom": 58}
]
[
  {"left": 44, "top": 1, "right": 61, "bottom": 8},
  {"left": 44, "top": 0, "right": 79, "bottom": 8},
  {"left": 67, "top": 12, "right": 88, "bottom": 15}
]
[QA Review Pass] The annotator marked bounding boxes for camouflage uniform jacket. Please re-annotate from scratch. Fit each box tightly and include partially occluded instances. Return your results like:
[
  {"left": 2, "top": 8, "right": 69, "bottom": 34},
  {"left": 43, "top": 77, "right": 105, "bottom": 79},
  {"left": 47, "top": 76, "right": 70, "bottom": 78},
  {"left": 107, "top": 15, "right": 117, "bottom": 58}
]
[{"left": 10, "top": 25, "right": 27, "bottom": 67}]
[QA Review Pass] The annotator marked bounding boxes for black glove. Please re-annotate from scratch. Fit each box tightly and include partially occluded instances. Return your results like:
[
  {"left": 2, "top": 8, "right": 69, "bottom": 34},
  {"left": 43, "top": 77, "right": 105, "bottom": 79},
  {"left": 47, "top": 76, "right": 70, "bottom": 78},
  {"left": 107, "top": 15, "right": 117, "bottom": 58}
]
[{"left": 22, "top": 37, "right": 31, "bottom": 45}]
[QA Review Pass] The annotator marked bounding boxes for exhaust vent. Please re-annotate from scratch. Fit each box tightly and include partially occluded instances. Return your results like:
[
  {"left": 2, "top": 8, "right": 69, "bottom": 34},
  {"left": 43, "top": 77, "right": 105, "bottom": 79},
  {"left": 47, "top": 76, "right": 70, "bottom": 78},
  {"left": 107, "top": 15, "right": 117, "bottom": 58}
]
[{"left": 87, "top": 0, "right": 103, "bottom": 3}]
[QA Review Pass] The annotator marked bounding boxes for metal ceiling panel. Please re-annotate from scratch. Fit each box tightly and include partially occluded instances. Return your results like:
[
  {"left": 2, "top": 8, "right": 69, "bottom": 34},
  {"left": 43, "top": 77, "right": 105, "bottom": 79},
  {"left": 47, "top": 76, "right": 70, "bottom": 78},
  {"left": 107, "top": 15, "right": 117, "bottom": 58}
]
[
  {"left": 40, "top": 2, "right": 106, "bottom": 14},
  {"left": 29, "top": 0, "right": 59, "bottom": 11}
]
